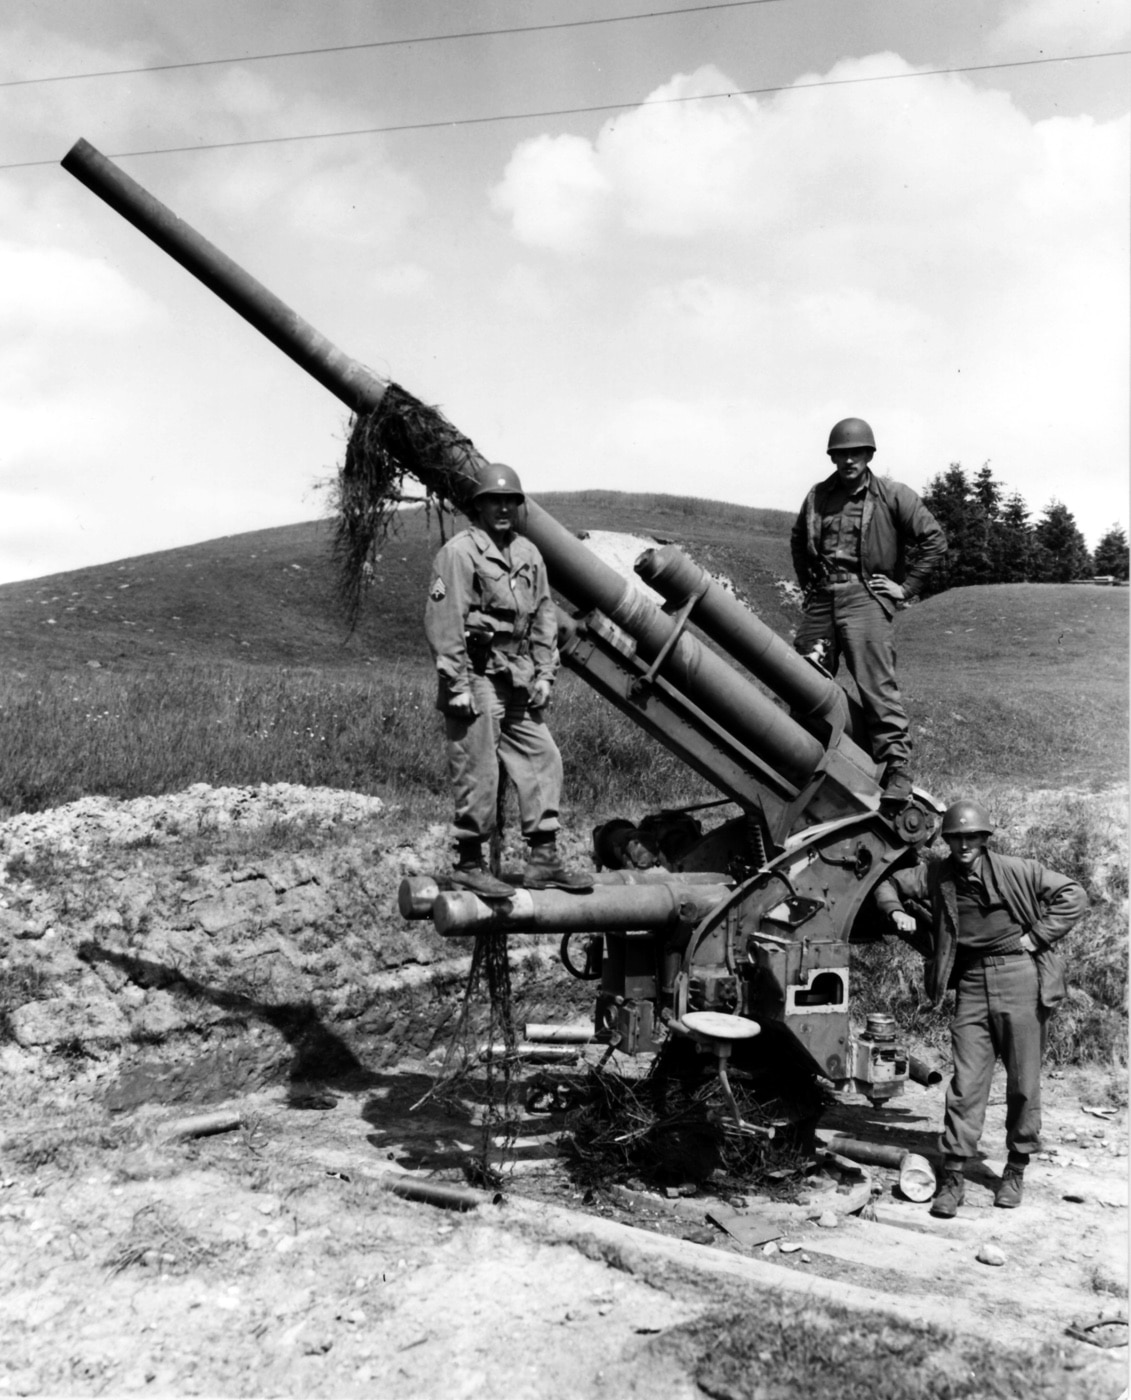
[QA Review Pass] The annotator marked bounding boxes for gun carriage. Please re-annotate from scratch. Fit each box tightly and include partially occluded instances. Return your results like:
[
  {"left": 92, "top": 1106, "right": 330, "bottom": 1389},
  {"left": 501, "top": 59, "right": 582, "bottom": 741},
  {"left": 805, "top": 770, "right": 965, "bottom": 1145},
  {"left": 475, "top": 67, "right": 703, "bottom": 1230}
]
[{"left": 62, "top": 138, "right": 942, "bottom": 1125}]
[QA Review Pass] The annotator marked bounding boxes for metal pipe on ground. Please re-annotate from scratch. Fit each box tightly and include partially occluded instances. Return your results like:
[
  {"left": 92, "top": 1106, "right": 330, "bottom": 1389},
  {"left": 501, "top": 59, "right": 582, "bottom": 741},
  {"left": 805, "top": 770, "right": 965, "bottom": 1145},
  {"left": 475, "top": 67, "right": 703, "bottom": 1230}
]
[
  {"left": 815, "top": 1132, "right": 935, "bottom": 1203},
  {"left": 158, "top": 1111, "right": 241, "bottom": 1142},
  {"left": 432, "top": 882, "right": 733, "bottom": 936},
  {"left": 480, "top": 1044, "right": 581, "bottom": 1063},
  {"left": 909, "top": 1055, "right": 944, "bottom": 1087},
  {"left": 524, "top": 1024, "right": 595, "bottom": 1044},
  {"left": 371, "top": 1171, "right": 501, "bottom": 1211}
]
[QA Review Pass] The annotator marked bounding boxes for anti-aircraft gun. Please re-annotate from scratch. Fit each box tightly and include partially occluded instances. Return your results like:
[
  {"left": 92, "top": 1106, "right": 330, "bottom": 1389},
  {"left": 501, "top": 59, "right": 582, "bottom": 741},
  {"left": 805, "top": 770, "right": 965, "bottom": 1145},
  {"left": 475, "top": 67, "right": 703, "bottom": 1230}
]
[{"left": 62, "top": 138, "right": 942, "bottom": 1119}]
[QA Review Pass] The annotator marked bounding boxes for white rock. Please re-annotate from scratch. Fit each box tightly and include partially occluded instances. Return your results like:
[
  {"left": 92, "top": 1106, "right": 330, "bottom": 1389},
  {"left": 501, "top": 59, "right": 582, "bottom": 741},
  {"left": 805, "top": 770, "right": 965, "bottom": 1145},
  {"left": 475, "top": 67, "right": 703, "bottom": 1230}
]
[{"left": 976, "top": 1242, "right": 1006, "bottom": 1266}]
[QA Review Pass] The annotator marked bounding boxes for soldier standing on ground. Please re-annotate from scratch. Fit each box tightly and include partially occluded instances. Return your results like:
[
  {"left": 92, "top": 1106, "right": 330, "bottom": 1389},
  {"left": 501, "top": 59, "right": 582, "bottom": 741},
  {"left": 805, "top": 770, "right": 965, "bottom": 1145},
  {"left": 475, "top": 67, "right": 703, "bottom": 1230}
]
[
  {"left": 873, "top": 799, "right": 1089, "bottom": 1216},
  {"left": 424, "top": 462, "right": 592, "bottom": 898},
  {"left": 791, "top": 417, "right": 946, "bottom": 804}
]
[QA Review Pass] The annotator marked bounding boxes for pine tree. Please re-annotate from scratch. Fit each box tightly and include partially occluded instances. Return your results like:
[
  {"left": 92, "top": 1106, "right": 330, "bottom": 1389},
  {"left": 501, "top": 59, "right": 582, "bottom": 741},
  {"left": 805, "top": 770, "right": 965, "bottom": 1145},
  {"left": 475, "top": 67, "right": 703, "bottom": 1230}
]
[
  {"left": 921, "top": 464, "right": 992, "bottom": 591},
  {"left": 994, "top": 492, "right": 1034, "bottom": 582},
  {"left": 1032, "top": 500, "right": 1093, "bottom": 582},
  {"left": 1093, "top": 524, "right": 1130, "bottom": 580},
  {"left": 973, "top": 463, "right": 1003, "bottom": 521}
]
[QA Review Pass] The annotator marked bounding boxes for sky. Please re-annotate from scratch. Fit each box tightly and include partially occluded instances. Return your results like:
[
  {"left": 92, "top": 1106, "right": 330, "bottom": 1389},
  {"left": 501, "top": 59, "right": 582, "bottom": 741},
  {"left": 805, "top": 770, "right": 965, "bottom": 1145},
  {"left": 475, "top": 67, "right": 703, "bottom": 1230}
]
[{"left": 1, "top": 0, "right": 1128, "bottom": 584}]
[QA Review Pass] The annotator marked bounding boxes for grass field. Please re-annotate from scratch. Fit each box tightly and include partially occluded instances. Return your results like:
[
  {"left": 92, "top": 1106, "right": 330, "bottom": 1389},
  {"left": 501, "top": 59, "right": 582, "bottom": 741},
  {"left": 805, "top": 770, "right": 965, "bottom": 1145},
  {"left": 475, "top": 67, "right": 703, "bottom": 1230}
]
[{"left": 0, "top": 494, "right": 1125, "bottom": 1065}]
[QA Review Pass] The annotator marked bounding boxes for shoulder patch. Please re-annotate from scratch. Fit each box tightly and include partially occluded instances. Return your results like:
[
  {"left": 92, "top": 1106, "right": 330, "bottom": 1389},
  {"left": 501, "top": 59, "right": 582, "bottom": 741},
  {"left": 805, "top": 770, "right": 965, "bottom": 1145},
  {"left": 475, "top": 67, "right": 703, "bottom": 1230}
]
[{"left": 429, "top": 577, "right": 447, "bottom": 601}]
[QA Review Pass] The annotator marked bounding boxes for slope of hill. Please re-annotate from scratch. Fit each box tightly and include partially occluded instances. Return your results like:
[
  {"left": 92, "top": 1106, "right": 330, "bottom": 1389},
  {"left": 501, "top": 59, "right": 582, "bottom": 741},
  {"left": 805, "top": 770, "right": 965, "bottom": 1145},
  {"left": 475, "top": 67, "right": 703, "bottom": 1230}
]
[{"left": 0, "top": 493, "right": 798, "bottom": 672}]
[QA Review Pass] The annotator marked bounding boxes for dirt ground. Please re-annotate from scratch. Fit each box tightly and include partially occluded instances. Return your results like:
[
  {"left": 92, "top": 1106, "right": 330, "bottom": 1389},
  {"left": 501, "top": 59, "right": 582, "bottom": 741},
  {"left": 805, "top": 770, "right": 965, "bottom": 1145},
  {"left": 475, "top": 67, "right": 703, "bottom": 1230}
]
[{"left": 0, "top": 1038, "right": 1126, "bottom": 1399}]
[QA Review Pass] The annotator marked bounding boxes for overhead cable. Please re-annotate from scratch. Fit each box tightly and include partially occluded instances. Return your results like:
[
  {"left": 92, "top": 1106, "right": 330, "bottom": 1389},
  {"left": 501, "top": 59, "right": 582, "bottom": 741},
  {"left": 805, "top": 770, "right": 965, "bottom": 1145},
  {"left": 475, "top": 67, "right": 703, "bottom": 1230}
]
[
  {"left": 1, "top": 2, "right": 786, "bottom": 89},
  {"left": 2, "top": 47, "right": 1126, "bottom": 171}
]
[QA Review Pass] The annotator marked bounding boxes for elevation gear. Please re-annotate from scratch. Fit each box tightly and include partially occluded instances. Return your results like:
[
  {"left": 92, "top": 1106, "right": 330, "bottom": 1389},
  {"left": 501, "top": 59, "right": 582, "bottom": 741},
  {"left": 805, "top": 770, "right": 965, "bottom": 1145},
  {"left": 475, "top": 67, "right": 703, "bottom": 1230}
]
[
  {"left": 827, "top": 417, "right": 876, "bottom": 453},
  {"left": 941, "top": 800, "right": 994, "bottom": 837}
]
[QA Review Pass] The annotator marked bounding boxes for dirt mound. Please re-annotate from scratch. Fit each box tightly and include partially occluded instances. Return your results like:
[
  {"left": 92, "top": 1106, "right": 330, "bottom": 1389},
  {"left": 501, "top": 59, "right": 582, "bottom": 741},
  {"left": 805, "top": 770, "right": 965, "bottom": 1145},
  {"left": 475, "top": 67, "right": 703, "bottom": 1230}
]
[{"left": 0, "top": 784, "right": 589, "bottom": 1093}]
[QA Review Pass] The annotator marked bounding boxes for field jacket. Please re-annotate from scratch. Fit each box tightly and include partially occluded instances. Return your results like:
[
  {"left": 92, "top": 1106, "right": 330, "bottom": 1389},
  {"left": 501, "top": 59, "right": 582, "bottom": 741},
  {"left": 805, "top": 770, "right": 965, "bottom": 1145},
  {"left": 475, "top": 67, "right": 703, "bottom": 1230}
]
[
  {"left": 424, "top": 527, "right": 558, "bottom": 709},
  {"left": 873, "top": 850, "right": 1089, "bottom": 1009},
  {"left": 791, "top": 471, "right": 946, "bottom": 613}
]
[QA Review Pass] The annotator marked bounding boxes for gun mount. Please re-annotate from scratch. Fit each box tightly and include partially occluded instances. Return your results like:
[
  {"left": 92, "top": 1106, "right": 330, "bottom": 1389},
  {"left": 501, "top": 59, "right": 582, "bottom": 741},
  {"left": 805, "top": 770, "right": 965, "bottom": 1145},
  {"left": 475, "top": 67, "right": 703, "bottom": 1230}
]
[{"left": 63, "top": 138, "right": 942, "bottom": 1111}]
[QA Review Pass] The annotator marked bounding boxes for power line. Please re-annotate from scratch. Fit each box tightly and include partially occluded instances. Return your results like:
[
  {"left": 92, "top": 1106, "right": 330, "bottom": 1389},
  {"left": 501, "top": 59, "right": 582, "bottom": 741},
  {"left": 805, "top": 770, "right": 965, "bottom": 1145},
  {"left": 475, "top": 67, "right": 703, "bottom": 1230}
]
[
  {"left": 0, "top": 1, "right": 786, "bottom": 89},
  {"left": 3, "top": 47, "right": 1126, "bottom": 171}
]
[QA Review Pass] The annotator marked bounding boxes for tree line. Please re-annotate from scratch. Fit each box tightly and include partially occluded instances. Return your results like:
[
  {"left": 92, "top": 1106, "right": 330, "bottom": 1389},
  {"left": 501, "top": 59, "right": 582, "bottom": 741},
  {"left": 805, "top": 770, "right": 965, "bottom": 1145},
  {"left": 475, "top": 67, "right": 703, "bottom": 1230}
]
[{"left": 914, "top": 463, "right": 1129, "bottom": 595}]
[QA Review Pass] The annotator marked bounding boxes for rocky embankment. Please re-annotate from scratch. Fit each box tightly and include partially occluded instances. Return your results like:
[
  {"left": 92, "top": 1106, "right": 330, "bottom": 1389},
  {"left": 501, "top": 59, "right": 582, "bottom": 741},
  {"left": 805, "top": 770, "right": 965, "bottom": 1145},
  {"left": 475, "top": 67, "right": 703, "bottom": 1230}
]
[{"left": 0, "top": 785, "right": 581, "bottom": 1096}]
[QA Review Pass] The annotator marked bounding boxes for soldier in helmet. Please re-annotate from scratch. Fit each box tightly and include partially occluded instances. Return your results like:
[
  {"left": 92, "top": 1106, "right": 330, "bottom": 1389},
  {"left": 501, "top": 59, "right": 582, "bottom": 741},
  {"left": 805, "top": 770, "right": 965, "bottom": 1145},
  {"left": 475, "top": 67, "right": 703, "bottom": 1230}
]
[
  {"left": 874, "top": 800, "right": 1088, "bottom": 1216},
  {"left": 791, "top": 418, "right": 945, "bottom": 803},
  {"left": 424, "top": 462, "right": 592, "bottom": 897}
]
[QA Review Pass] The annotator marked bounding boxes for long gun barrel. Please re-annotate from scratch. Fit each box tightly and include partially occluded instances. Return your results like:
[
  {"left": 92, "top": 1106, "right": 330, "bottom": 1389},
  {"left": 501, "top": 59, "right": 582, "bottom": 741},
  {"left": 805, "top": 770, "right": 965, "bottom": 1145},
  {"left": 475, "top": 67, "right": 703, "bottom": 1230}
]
[{"left": 61, "top": 137, "right": 879, "bottom": 819}]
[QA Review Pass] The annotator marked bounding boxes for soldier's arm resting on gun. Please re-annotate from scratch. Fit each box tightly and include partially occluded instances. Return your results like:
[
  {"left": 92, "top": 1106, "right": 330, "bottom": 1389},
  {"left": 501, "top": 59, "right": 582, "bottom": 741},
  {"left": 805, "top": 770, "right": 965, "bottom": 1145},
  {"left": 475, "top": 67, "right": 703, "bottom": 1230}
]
[{"left": 873, "top": 867, "right": 933, "bottom": 956}]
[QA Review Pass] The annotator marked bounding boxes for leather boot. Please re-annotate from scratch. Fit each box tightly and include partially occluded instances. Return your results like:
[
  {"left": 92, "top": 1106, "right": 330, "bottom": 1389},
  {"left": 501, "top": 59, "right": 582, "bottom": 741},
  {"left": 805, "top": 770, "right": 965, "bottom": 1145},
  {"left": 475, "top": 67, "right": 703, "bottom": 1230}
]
[
  {"left": 881, "top": 766, "right": 913, "bottom": 806},
  {"left": 994, "top": 1162, "right": 1026, "bottom": 1208},
  {"left": 930, "top": 1162, "right": 966, "bottom": 1218},
  {"left": 449, "top": 840, "right": 513, "bottom": 899},
  {"left": 523, "top": 837, "right": 593, "bottom": 892}
]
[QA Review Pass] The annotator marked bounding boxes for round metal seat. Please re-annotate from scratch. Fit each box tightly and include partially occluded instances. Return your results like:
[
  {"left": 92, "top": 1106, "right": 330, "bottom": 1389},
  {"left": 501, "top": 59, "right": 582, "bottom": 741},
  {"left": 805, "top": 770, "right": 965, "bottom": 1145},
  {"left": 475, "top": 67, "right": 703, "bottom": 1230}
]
[
  {"left": 679, "top": 1012, "right": 768, "bottom": 1136},
  {"left": 681, "top": 1011, "right": 761, "bottom": 1043}
]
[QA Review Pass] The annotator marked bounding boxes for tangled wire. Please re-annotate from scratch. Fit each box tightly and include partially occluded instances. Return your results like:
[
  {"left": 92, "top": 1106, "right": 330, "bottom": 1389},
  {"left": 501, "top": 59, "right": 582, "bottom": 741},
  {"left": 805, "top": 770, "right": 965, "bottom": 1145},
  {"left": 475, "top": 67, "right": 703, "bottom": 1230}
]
[{"left": 560, "top": 1048, "right": 828, "bottom": 1195}]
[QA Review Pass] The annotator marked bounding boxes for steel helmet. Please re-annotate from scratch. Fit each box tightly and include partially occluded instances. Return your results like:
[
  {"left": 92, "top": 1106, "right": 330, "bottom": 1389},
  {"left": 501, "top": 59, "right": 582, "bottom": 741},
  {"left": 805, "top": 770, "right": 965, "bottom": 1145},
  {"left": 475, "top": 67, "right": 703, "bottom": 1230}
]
[
  {"left": 941, "top": 800, "right": 994, "bottom": 838},
  {"left": 471, "top": 462, "right": 525, "bottom": 501},
  {"left": 827, "top": 418, "right": 876, "bottom": 453}
]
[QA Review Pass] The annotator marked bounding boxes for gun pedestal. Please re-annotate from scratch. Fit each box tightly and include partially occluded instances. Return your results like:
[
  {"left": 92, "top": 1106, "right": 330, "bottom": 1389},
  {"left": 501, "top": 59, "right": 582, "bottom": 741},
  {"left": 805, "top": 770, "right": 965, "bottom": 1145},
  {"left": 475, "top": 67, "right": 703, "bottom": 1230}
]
[{"left": 679, "top": 1011, "right": 768, "bottom": 1136}]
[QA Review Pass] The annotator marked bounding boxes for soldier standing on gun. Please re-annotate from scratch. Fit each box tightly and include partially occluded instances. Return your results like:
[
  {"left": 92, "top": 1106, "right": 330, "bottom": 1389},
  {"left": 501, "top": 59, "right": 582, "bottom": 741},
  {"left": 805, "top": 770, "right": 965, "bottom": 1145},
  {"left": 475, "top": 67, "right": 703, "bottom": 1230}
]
[
  {"left": 791, "top": 418, "right": 945, "bottom": 804},
  {"left": 874, "top": 800, "right": 1089, "bottom": 1216},
  {"left": 425, "top": 462, "right": 592, "bottom": 898}
]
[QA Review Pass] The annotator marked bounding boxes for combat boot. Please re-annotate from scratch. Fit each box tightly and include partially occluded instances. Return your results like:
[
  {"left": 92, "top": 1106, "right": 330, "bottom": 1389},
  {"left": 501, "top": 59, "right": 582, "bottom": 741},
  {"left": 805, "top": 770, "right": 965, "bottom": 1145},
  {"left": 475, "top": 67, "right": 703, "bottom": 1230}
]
[
  {"left": 449, "top": 840, "right": 513, "bottom": 899},
  {"left": 994, "top": 1158, "right": 1026, "bottom": 1208},
  {"left": 523, "top": 836, "right": 594, "bottom": 892},
  {"left": 880, "top": 766, "right": 913, "bottom": 807},
  {"left": 930, "top": 1161, "right": 966, "bottom": 1218}
]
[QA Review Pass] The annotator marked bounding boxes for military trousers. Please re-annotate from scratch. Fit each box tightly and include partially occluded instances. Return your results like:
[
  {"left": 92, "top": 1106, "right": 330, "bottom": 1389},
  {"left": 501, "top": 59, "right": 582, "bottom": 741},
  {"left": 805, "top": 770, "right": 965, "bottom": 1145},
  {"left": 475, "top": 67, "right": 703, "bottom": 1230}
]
[
  {"left": 444, "top": 671, "right": 562, "bottom": 844},
  {"left": 793, "top": 579, "right": 910, "bottom": 771},
  {"left": 941, "top": 953, "right": 1048, "bottom": 1160}
]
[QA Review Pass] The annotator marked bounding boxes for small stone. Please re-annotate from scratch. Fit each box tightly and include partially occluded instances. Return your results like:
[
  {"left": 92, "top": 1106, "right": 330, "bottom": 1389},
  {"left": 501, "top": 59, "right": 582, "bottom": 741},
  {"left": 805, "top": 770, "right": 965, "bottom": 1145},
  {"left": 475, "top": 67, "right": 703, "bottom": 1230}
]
[
  {"left": 762, "top": 1241, "right": 778, "bottom": 1255},
  {"left": 800, "top": 1254, "right": 811, "bottom": 1263},
  {"left": 816, "top": 1211, "right": 839, "bottom": 1229},
  {"left": 976, "top": 1242, "right": 1006, "bottom": 1266},
  {"left": 779, "top": 1241, "right": 801, "bottom": 1254}
]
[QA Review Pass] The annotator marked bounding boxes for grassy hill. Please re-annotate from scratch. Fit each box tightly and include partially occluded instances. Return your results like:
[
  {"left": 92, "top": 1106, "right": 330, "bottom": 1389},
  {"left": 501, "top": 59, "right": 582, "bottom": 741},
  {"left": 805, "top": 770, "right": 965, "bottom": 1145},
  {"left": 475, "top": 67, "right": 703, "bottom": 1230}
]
[
  {"left": 0, "top": 492, "right": 797, "bottom": 674},
  {"left": 0, "top": 491, "right": 1125, "bottom": 812}
]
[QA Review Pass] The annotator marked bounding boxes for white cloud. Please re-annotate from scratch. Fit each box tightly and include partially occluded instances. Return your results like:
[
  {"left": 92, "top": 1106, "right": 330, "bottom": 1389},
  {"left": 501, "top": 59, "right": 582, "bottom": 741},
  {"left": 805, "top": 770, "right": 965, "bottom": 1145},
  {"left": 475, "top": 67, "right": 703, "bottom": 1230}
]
[
  {"left": 1, "top": 243, "right": 156, "bottom": 333},
  {"left": 491, "top": 133, "right": 611, "bottom": 253},
  {"left": 487, "top": 57, "right": 1128, "bottom": 542}
]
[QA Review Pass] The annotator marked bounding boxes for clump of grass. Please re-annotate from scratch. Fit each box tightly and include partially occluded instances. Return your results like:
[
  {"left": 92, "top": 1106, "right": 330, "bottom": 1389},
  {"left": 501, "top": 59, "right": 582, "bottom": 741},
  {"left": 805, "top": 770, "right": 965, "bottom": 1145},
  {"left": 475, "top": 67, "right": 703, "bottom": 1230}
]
[
  {"left": 2, "top": 1112, "right": 135, "bottom": 1173},
  {"left": 0, "top": 961, "right": 51, "bottom": 1045},
  {"left": 660, "top": 1296, "right": 1100, "bottom": 1400},
  {"left": 105, "top": 1201, "right": 216, "bottom": 1277}
]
